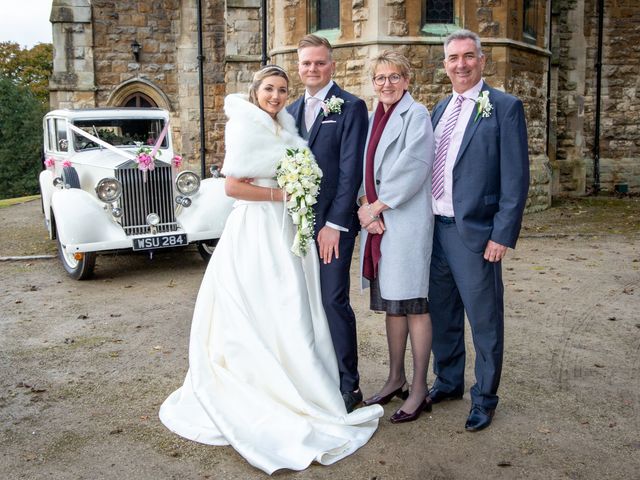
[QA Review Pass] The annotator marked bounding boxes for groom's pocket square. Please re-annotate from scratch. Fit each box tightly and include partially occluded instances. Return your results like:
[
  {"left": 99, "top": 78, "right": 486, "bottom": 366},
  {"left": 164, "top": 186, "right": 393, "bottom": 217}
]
[{"left": 321, "top": 120, "right": 337, "bottom": 124}]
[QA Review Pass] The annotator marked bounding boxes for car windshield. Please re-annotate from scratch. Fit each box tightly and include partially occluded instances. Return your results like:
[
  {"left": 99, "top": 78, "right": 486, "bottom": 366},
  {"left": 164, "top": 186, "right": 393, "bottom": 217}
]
[{"left": 72, "top": 118, "right": 168, "bottom": 151}]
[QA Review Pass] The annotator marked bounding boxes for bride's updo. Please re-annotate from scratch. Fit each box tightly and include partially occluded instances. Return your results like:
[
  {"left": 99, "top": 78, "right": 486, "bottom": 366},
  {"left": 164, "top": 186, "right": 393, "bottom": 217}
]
[{"left": 248, "top": 65, "right": 289, "bottom": 106}]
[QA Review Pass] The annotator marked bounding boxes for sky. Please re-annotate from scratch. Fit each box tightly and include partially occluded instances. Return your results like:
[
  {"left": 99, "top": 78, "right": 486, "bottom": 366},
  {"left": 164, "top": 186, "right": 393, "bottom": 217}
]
[{"left": 1, "top": 0, "right": 53, "bottom": 48}]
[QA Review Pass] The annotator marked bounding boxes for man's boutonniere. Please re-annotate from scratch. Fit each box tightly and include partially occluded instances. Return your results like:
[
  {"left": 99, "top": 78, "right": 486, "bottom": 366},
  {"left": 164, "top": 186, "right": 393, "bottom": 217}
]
[
  {"left": 474, "top": 90, "right": 493, "bottom": 122},
  {"left": 321, "top": 95, "right": 344, "bottom": 116}
]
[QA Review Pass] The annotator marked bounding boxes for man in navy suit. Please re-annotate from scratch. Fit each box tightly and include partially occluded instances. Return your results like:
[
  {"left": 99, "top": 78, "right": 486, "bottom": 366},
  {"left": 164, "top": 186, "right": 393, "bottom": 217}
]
[
  {"left": 428, "top": 29, "right": 529, "bottom": 431},
  {"left": 287, "top": 34, "right": 368, "bottom": 413}
]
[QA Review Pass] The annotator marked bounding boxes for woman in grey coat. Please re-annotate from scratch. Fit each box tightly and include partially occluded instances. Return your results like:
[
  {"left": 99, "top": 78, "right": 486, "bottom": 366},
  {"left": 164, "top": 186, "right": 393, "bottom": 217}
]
[{"left": 357, "top": 50, "right": 435, "bottom": 423}]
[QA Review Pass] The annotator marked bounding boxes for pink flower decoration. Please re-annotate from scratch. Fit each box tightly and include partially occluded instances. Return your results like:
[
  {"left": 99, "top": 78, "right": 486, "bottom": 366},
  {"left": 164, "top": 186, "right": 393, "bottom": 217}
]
[
  {"left": 62, "top": 159, "right": 72, "bottom": 167},
  {"left": 321, "top": 104, "right": 330, "bottom": 116},
  {"left": 135, "top": 153, "right": 155, "bottom": 172},
  {"left": 44, "top": 157, "right": 55, "bottom": 168},
  {"left": 171, "top": 155, "right": 183, "bottom": 168}
]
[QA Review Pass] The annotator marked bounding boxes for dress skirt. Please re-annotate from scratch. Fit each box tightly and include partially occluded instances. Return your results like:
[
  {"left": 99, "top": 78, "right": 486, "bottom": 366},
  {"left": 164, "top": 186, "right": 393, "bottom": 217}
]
[{"left": 159, "top": 188, "right": 383, "bottom": 474}]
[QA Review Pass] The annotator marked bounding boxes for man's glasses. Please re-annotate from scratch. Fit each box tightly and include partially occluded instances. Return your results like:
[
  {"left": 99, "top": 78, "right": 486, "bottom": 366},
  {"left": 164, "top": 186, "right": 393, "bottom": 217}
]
[{"left": 372, "top": 73, "right": 403, "bottom": 86}]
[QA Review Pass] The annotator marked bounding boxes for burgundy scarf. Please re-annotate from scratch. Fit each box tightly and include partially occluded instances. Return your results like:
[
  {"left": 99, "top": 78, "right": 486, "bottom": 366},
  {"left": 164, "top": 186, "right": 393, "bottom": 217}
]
[{"left": 362, "top": 97, "right": 401, "bottom": 281}]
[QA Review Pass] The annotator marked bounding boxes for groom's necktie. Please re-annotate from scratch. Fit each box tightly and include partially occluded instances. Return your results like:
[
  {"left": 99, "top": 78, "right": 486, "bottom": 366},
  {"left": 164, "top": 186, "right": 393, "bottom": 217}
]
[
  {"left": 432, "top": 95, "right": 464, "bottom": 200},
  {"left": 305, "top": 96, "right": 322, "bottom": 131}
]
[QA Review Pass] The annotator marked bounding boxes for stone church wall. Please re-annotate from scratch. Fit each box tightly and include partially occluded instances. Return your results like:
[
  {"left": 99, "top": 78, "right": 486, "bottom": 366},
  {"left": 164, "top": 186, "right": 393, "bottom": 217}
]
[
  {"left": 49, "top": 0, "right": 639, "bottom": 201},
  {"left": 553, "top": 0, "right": 639, "bottom": 194}
]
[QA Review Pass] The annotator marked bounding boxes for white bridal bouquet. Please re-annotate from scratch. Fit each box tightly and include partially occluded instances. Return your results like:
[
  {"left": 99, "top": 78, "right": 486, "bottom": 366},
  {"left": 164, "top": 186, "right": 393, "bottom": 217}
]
[{"left": 275, "top": 147, "right": 323, "bottom": 257}]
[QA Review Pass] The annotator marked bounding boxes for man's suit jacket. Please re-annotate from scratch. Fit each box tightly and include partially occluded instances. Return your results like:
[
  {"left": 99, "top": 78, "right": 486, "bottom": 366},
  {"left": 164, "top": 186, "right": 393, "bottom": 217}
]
[
  {"left": 431, "top": 83, "right": 530, "bottom": 252},
  {"left": 288, "top": 83, "right": 368, "bottom": 237}
]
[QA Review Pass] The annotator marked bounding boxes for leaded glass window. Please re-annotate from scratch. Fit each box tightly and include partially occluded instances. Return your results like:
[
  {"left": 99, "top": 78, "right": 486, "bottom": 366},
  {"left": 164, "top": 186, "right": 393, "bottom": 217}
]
[
  {"left": 524, "top": 0, "right": 538, "bottom": 40},
  {"left": 315, "top": 0, "right": 339, "bottom": 31},
  {"left": 425, "top": 0, "right": 453, "bottom": 24}
]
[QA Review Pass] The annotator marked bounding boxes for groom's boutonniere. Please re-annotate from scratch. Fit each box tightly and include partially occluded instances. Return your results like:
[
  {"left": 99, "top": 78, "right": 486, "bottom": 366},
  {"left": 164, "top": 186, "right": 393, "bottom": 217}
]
[
  {"left": 474, "top": 90, "right": 493, "bottom": 122},
  {"left": 322, "top": 95, "right": 344, "bottom": 116}
]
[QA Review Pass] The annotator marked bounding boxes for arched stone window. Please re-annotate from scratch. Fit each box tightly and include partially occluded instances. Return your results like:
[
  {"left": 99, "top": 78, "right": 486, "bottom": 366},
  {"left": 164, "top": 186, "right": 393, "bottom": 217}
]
[
  {"left": 309, "top": 0, "right": 339, "bottom": 32},
  {"left": 107, "top": 79, "right": 172, "bottom": 111},
  {"left": 122, "top": 92, "right": 157, "bottom": 108}
]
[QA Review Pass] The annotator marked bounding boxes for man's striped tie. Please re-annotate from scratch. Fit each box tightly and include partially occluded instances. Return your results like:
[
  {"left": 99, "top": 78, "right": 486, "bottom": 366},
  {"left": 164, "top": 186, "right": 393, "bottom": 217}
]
[{"left": 432, "top": 95, "right": 465, "bottom": 200}]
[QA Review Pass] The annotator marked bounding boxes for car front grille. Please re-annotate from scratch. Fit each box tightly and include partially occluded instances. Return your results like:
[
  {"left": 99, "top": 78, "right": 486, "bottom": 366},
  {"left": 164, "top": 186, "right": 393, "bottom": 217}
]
[{"left": 116, "top": 161, "right": 178, "bottom": 236}]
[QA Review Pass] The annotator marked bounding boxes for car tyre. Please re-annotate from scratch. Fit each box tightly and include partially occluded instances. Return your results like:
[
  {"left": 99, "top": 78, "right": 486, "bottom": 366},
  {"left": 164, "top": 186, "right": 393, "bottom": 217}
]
[
  {"left": 197, "top": 239, "right": 219, "bottom": 262},
  {"left": 56, "top": 234, "right": 96, "bottom": 280}
]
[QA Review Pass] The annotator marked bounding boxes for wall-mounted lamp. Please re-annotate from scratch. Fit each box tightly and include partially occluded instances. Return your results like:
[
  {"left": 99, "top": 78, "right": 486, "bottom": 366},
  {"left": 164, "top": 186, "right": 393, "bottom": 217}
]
[{"left": 131, "top": 40, "right": 141, "bottom": 62}]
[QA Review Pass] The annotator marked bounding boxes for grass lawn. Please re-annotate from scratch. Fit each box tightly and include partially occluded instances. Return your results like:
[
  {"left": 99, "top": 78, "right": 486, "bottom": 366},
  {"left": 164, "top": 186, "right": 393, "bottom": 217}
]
[{"left": 0, "top": 195, "right": 40, "bottom": 208}]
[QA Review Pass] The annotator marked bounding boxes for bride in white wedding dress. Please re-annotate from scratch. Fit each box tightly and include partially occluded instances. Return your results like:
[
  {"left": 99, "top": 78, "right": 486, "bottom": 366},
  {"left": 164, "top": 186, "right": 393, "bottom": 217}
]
[{"left": 159, "top": 66, "right": 383, "bottom": 475}]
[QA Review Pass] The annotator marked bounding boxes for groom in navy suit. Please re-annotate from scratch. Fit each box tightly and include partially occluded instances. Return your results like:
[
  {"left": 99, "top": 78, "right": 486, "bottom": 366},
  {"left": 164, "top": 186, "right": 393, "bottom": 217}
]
[
  {"left": 288, "top": 34, "right": 368, "bottom": 413},
  {"left": 428, "top": 30, "right": 529, "bottom": 431}
]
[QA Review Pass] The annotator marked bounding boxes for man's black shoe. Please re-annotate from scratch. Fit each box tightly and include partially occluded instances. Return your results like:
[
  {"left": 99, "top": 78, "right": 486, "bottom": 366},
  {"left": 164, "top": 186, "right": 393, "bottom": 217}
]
[
  {"left": 464, "top": 405, "right": 495, "bottom": 432},
  {"left": 428, "top": 386, "right": 464, "bottom": 404},
  {"left": 342, "top": 389, "right": 363, "bottom": 413}
]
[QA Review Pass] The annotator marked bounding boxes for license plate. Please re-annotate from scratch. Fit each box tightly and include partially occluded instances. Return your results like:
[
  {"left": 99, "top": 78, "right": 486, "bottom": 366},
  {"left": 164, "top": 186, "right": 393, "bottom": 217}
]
[{"left": 132, "top": 234, "right": 188, "bottom": 251}]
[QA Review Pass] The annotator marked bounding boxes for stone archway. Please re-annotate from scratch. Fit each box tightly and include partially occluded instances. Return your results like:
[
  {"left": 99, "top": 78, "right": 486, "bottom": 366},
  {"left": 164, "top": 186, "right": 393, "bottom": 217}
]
[{"left": 107, "top": 78, "right": 173, "bottom": 110}]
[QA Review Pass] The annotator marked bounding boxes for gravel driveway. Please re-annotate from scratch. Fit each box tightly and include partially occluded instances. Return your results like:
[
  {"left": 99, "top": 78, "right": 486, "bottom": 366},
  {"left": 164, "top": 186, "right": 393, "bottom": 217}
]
[{"left": 1, "top": 197, "right": 639, "bottom": 479}]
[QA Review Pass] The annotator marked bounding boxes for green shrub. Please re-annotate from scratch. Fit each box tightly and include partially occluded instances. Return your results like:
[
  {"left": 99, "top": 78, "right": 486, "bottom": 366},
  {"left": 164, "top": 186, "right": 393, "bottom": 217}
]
[{"left": 0, "top": 76, "right": 45, "bottom": 199}]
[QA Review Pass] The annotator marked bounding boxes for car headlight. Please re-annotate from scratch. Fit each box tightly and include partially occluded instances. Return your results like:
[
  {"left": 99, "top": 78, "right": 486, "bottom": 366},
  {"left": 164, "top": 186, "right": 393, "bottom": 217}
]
[
  {"left": 176, "top": 171, "right": 200, "bottom": 197},
  {"left": 95, "top": 177, "right": 122, "bottom": 203}
]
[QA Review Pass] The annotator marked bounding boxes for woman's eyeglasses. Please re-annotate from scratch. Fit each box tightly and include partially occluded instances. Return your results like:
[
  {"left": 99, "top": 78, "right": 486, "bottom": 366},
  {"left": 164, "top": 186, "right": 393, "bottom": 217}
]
[{"left": 372, "top": 74, "right": 403, "bottom": 86}]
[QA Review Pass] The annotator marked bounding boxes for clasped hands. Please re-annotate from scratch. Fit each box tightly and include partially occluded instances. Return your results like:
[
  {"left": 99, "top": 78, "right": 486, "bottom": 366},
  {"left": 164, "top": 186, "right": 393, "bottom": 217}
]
[{"left": 357, "top": 200, "right": 386, "bottom": 235}]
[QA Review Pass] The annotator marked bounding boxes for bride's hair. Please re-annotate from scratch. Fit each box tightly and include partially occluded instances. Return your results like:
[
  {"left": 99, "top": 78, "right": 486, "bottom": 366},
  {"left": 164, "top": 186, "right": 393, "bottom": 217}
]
[{"left": 248, "top": 65, "right": 289, "bottom": 106}]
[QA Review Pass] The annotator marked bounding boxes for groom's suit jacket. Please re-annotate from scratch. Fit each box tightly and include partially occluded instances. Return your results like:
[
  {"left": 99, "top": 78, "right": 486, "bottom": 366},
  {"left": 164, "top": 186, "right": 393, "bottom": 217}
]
[
  {"left": 430, "top": 82, "right": 529, "bottom": 252},
  {"left": 287, "top": 83, "right": 368, "bottom": 238}
]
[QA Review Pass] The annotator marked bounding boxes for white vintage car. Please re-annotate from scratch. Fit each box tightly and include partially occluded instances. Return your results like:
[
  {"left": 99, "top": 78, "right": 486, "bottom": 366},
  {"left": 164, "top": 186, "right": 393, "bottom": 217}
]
[{"left": 39, "top": 108, "right": 234, "bottom": 279}]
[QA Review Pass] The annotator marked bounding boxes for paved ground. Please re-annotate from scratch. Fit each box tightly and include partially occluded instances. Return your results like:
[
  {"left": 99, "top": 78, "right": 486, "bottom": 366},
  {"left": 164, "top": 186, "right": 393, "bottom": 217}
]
[{"left": 0, "top": 196, "right": 639, "bottom": 479}]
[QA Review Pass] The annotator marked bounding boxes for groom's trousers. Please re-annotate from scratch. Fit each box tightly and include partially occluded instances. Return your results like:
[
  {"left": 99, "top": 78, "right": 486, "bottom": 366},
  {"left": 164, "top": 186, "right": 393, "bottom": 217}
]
[{"left": 318, "top": 235, "right": 359, "bottom": 394}]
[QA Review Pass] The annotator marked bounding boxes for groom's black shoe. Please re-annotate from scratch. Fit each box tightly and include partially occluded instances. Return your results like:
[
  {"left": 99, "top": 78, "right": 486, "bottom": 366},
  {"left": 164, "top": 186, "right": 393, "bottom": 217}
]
[
  {"left": 342, "top": 389, "right": 363, "bottom": 413},
  {"left": 464, "top": 405, "right": 495, "bottom": 432},
  {"left": 428, "top": 386, "right": 464, "bottom": 404}
]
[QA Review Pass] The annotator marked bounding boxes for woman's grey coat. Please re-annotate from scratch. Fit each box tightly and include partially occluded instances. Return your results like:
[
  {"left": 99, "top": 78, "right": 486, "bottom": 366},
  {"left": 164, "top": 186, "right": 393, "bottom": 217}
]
[{"left": 359, "top": 92, "right": 435, "bottom": 300}]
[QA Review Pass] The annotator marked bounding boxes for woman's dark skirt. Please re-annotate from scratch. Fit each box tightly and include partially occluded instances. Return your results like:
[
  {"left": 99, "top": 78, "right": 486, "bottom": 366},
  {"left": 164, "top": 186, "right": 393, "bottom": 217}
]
[{"left": 369, "top": 277, "right": 429, "bottom": 315}]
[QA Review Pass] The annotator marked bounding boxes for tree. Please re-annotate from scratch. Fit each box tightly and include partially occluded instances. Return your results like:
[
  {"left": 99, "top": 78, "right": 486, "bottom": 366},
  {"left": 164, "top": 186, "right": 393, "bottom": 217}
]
[
  {"left": 0, "top": 41, "right": 52, "bottom": 109},
  {"left": 0, "top": 76, "right": 44, "bottom": 199}
]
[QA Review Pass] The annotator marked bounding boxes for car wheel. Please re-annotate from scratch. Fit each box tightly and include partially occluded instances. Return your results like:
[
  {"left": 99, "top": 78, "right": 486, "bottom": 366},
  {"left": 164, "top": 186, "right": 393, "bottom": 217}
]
[
  {"left": 56, "top": 235, "right": 96, "bottom": 280},
  {"left": 197, "top": 239, "right": 219, "bottom": 262}
]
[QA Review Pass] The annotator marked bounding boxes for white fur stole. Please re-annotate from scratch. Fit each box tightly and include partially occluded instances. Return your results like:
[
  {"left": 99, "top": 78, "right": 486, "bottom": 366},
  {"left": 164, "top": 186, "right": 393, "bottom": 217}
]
[{"left": 221, "top": 94, "right": 308, "bottom": 179}]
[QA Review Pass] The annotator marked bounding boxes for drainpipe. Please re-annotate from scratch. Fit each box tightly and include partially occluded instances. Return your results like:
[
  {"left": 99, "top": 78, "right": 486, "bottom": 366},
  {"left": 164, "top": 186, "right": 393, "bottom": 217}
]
[
  {"left": 545, "top": 5, "right": 553, "bottom": 159},
  {"left": 592, "top": 0, "right": 604, "bottom": 194},
  {"left": 261, "top": 0, "right": 268, "bottom": 66},
  {"left": 197, "top": 0, "right": 207, "bottom": 179}
]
